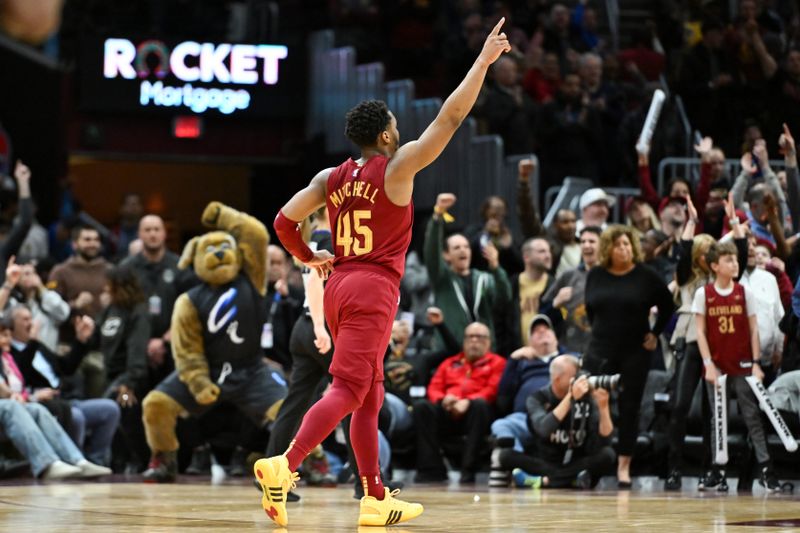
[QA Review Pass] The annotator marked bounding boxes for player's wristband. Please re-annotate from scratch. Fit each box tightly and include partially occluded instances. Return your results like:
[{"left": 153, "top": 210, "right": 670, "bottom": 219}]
[
  {"left": 274, "top": 210, "right": 314, "bottom": 263},
  {"left": 702, "top": 358, "right": 713, "bottom": 365},
  {"left": 752, "top": 361, "right": 761, "bottom": 366},
  {"left": 729, "top": 216, "right": 740, "bottom": 225}
]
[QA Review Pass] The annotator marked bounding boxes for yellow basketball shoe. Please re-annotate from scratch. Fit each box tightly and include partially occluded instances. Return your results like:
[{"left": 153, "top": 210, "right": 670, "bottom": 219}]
[
  {"left": 358, "top": 488, "right": 424, "bottom": 526},
  {"left": 254, "top": 455, "right": 299, "bottom": 526}
]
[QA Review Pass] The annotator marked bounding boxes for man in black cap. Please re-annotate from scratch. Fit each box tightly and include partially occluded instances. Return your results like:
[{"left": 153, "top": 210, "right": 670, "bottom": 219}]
[{"left": 488, "top": 314, "right": 563, "bottom": 487}]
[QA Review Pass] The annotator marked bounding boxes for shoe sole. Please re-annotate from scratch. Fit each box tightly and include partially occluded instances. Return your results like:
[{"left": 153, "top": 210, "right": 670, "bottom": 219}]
[{"left": 254, "top": 458, "right": 289, "bottom": 527}]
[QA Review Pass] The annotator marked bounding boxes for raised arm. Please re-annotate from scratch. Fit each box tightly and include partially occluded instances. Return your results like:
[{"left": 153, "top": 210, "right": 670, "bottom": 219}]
[
  {"left": 779, "top": 124, "right": 800, "bottom": 229},
  {"left": 0, "top": 161, "right": 33, "bottom": 266},
  {"left": 636, "top": 147, "right": 660, "bottom": 209},
  {"left": 517, "top": 158, "right": 545, "bottom": 238},
  {"left": 202, "top": 201, "right": 269, "bottom": 295},
  {"left": 384, "top": 18, "right": 510, "bottom": 204}
]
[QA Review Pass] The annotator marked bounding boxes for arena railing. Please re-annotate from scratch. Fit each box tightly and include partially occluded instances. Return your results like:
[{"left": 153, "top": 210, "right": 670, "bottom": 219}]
[{"left": 657, "top": 158, "right": 787, "bottom": 196}]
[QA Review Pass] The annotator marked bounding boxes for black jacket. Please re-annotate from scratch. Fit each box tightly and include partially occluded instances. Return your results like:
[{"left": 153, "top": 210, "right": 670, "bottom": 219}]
[
  {"left": 10, "top": 338, "right": 90, "bottom": 399},
  {"left": 95, "top": 302, "right": 150, "bottom": 392}
]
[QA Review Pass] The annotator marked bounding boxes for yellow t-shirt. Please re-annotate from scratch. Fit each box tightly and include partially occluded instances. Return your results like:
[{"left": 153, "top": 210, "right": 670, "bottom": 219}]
[{"left": 519, "top": 273, "right": 548, "bottom": 345}]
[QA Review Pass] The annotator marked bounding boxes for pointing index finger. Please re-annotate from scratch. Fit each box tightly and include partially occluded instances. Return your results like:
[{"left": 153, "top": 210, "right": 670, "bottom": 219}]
[{"left": 490, "top": 17, "right": 505, "bottom": 37}]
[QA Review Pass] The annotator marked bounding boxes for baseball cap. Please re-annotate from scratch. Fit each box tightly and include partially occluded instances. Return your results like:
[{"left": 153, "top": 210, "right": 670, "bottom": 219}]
[
  {"left": 529, "top": 314, "right": 553, "bottom": 334},
  {"left": 657, "top": 195, "right": 688, "bottom": 215},
  {"left": 579, "top": 188, "right": 616, "bottom": 211}
]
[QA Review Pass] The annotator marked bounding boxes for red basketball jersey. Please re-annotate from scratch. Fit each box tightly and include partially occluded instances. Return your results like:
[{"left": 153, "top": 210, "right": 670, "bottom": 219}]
[
  {"left": 325, "top": 155, "right": 413, "bottom": 283},
  {"left": 704, "top": 283, "right": 753, "bottom": 376}
]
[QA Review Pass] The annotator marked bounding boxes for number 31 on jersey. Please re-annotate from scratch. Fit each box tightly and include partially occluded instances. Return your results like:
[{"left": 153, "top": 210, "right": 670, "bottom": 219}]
[{"left": 337, "top": 210, "right": 373, "bottom": 256}]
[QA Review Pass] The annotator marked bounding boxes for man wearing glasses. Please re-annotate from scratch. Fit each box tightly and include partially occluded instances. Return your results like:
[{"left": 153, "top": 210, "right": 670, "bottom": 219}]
[{"left": 412, "top": 321, "right": 506, "bottom": 483}]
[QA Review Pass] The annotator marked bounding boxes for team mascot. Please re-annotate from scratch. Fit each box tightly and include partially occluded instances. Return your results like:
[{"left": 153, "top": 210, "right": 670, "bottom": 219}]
[{"left": 142, "top": 201, "right": 287, "bottom": 482}]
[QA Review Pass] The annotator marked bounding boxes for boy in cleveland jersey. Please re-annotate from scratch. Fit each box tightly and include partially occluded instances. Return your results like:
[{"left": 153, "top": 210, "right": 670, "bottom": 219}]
[
  {"left": 257, "top": 19, "right": 512, "bottom": 528},
  {"left": 692, "top": 241, "right": 782, "bottom": 492}
]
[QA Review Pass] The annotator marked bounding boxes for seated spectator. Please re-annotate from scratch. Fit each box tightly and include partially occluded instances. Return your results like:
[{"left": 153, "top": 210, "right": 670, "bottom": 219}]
[
  {"left": 475, "top": 55, "right": 536, "bottom": 155},
  {"left": 618, "top": 27, "right": 665, "bottom": 82},
  {"left": 576, "top": 188, "right": 613, "bottom": 234},
  {"left": 95, "top": 266, "right": 151, "bottom": 471},
  {"left": 677, "top": 18, "right": 740, "bottom": 155},
  {"left": 542, "top": 3, "right": 574, "bottom": 72},
  {"left": 0, "top": 258, "right": 70, "bottom": 353},
  {"left": 424, "top": 193, "right": 511, "bottom": 351},
  {"left": 0, "top": 397, "right": 110, "bottom": 479},
  {"left": 8, "top": 305, "right": 120, "bottom": 466},
  {"left": 384, "top": 319, "right": 422, "bottom": 413},
  {"left": 536, "top": 73, "right": 603, "bottom": 188},
  {"left": 725, "top": 0, "right": 779, "bottom": 87},
  {"left": 767, "top": 370, "right": 800, "bottom": 433},
  {"left": 413, "top": 322, "right": 506, "bottom": 484},
  {"left": 412, "top": 306, "right": 469, "bottom": 388},
  {"left": 522, "top": 50, "right": 561, "bottom": 103},
  {"left": 498, "top": 355, "right": 615, "bottom": 489},
  {"left": 0, "top": 322, "right": 110, "bottom": 479},
  {"left": 541, "top": 226, "right": 602, "bottom": 354},
  {"left": 489, "top": 314, "right": 561, "bottom": 487},
  {"left": 579, "top": 52, "right": 624, "bottom": 182},
  {"left": 766, "top": 51, "right": 800, "bottom": 144},
  {"left": 569, "top": 1, "right": 602, "bottom": 52}
]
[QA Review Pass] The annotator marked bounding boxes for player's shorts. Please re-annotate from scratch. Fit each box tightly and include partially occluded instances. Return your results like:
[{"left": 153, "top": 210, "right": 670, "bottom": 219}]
[
  {"left": 156, "top": 359, "right": 287, "bottom": 425},
  {"left": 324, "top": 265, "right": 399, "bottom": 383}
]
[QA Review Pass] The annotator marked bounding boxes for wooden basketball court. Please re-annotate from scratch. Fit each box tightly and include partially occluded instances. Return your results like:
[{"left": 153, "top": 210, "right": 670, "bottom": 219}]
[{"left": 0, "top": 476, "right": 798, "bottom": 532}]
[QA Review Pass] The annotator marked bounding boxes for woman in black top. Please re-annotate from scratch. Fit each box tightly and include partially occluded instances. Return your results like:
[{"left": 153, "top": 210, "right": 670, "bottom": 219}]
[
  {"left": 584, "top": 225, "right": 674, "bottom": 487},
  {"left": 97, "top": 266, "right": 151, "bottom": 470}
]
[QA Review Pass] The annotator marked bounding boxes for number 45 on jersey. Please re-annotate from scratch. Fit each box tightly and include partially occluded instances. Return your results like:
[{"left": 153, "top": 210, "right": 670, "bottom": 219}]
[{"left": 337, "top": 210, "right": 373, "bottom": 256}]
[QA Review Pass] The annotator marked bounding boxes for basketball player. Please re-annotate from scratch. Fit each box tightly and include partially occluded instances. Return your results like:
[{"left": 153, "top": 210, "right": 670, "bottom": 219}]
[{"left": 256, "top": 17, "right": 511, "bottom": 528}]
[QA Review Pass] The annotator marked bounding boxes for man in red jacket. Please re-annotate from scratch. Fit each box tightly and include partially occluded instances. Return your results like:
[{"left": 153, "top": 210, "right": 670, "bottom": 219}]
[{"left": 413, "top": 322, "right": 506, "bottom": 484}]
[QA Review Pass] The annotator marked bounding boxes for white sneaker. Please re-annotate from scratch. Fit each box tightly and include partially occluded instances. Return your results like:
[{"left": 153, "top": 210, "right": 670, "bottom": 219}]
[
  {"left": 42, "top": 460, "right": 83, "bottom": 480},
  {"left": 76, "top": 459, "right": 112, "bottom": 478}
]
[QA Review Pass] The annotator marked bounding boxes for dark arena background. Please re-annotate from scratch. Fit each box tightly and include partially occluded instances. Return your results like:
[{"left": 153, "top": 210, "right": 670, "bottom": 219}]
[{"left": 0, "top": 0, "right": 798, "bottom": 531}]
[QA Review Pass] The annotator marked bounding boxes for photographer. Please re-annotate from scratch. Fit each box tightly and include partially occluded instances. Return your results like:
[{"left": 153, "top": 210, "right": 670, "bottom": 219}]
[{"left": 498, "top": 355, "right": 615, "bottom": 489}]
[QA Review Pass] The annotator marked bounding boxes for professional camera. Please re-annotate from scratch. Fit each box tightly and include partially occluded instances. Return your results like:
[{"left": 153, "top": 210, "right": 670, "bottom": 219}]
[{"left": 578, "top": 372, "right": 621, "bottom": 392}]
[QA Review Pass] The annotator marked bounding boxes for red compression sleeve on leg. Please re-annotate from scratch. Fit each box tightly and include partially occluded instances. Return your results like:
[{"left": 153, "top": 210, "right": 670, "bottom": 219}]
[{"left": 274, "top": 210, "right": 314, "bottom": 263}]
